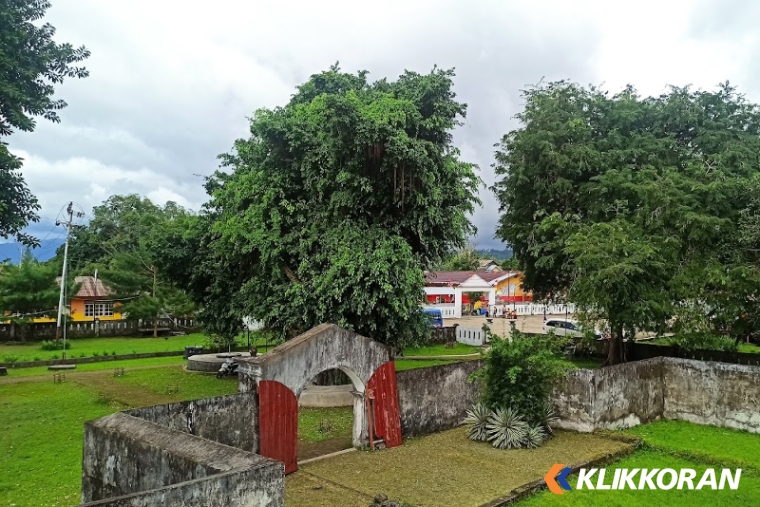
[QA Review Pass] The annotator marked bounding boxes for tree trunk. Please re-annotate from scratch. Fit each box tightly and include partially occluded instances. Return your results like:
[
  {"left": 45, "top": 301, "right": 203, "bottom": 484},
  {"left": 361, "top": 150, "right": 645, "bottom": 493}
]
[
  {"left": 604, "top": 323, "right": 625, "bottom": 366},
  {"left": 153, "top": 315, "right": 158, "bottom": 338}
]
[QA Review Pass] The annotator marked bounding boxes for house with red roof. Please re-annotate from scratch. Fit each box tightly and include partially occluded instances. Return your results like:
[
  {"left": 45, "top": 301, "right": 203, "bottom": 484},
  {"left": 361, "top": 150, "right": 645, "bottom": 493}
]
[{"left": 424, "top": 270, "right": 532, "bottom": 318}]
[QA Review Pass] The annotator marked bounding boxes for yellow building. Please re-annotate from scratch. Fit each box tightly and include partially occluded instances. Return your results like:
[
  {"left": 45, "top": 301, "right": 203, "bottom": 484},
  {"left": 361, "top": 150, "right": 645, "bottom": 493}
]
[
  {"left": 492, "top": 271, "right": 532, "bottom": 303},
  {"left": 32, "top": 276, "right": 124, "bottom": 323}
]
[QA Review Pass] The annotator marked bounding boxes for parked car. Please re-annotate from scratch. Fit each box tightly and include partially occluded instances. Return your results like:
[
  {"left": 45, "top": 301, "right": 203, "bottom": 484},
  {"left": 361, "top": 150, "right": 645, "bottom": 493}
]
[
  {"left": 544, "top": 318, "right": 603, "bottom": 339},
  {"left": 423, "top": 308, "right": 444, "bottom": 328}
]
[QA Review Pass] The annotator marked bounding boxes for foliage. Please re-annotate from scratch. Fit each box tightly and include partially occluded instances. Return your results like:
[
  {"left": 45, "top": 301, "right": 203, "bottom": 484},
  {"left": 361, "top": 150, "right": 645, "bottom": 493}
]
[
  {"left": 493, "top": 81, "right": 760, "bottom": 364},
  {"left": 472, "top": 331, "right": 569, "bottom": 424},
  {"left": 474, "top": 248, "right": 513, "bottom": 262},
  {"left": 197, "top": 64, "right": 481, "bottom": 347},
  {"left": 0, "top": 0, "right": 89, "bottom": 244},
  {"left": 0, "top": 250, "right": 75, "bottom": 338},
  {"left": 443, "top": 247, "right": 481, "bottom": 271},
  {"left": 39, "top": 339, "right": 72, "bottom": 351},
  {"left": 523, "top": 424, "right": 548, "bottom": 449},
  {"left": 667, "top": 333, "right": 738, "bottom": 353},
  {"left": 204, "top": 332, "right": 240, "bottom": 352},
  {"left": 464, "top": 403, "right": 491, "bottom": 442},
  {"left": 485, "top": 406, "right": 528, "bottom": 449},
  {"left": 62, "top": 195, "right": 197, "bottom": 337}
]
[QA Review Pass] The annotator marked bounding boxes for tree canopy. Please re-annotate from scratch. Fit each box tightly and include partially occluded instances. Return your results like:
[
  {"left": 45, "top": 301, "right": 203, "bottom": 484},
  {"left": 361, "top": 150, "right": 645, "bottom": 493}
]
[
  {"left": 60, "top": 195, "right": 196, "bottom": 335},
  {"left": 196, "top": 64, "right": 481, "bottom": 346},
  {"left": 0, "top": 0, "right": 90, "bottom": 244},
  {"left": 493, "top": 81, "right": 760, "bottom": 363}
]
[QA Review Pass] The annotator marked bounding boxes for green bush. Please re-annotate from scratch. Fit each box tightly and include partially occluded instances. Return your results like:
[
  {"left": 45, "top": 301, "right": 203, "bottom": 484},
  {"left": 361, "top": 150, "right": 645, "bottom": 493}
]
[
  {"left": 2, "top": 354, "right": 20, "bottom": 363},
  {"left": 39, "top": 340, "right": 73, "bottom": 351},
  {"left": 668, "top": 333, "right": 738, "bottom": 353},
  {"left": 472, "top": 331, "right": 569, "bottom": 425}
]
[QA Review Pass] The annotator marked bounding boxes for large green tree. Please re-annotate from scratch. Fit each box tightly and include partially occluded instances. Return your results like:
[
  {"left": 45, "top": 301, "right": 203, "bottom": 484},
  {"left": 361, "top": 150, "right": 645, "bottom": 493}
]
[
  {"left": 200, "top": 65, "right": 481, "bottom": 346},
  {"left": 493, "top": 82, "right": 760, "bottom": 364},
  {"left": 1, "top": 0, "right": 90, "bottom": 244},
  {"left": 61, "top": 195, "right": 196, "bottom": 336}
]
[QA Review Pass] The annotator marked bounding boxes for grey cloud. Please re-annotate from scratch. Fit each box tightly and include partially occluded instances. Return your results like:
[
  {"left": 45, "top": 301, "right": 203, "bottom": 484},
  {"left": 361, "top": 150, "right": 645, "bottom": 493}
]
[{"left": 15, "top": 0, "right": 607, "bottom": 248}]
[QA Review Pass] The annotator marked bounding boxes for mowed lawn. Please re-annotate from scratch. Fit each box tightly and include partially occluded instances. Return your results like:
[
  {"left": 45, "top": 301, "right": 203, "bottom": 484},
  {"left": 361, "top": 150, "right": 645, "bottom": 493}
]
[
  {"left": 0, "top": 333, "right": 209, "bottom": 363},
  {"left": 519, "top": 421, "right": 760, "bottom": 506},
  {"left": 0, "top": 364, "right": 355, "bottom": 507}
]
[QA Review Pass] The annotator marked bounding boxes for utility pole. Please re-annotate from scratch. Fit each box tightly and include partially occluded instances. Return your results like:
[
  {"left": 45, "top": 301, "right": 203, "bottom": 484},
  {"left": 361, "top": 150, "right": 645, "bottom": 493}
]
[{"left": 55, "top": 202, "right": 84, "bottom": 360}]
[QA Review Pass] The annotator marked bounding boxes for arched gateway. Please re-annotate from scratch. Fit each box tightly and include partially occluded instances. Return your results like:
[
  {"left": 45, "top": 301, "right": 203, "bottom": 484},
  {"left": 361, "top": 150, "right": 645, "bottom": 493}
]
[{"left": 237, "top": 324, "right": 402, "bottom": 474}]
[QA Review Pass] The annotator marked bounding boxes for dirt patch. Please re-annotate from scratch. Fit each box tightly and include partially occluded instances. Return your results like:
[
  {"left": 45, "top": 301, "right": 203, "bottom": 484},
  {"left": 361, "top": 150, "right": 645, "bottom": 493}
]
[
  {"left": 286, "top": 472, "right": 371, "bottom": 507},
  {"left": 297, "top": 428, "right": 633, "bottom": 507},
  {"left": 72, "top": 371, "right": 175, "bottom": 407},
  {"left": 299, "top": 436, "right": 353, "bottom": 461}
]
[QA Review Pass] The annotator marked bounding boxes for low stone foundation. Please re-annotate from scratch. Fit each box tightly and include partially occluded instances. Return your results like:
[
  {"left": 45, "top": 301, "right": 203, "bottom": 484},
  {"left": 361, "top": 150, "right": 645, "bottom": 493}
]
[{"left": 80, "top": 413, "right": 283, "bottom": 507}]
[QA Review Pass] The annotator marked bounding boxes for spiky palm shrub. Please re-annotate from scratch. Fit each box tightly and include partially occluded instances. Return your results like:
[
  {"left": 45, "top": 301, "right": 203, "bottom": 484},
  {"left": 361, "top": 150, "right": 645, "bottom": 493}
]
[
  {"left": 540, "top": 403, "right": 558, "bottom": 435},
  {"left": 465, "top": 403, "right": 492, "bottom": 442},
  {"left": 486, "top": 407, "right": 528, "bottom": 449},
  {"left": 523, "top": 424, "right": 548, "bottom": 449}
]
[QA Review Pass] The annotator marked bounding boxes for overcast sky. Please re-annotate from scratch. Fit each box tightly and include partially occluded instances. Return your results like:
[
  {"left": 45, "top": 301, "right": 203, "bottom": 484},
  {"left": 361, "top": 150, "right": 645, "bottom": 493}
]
[{"left": 9, "top": 0, "right": 760, "bottom": 250}]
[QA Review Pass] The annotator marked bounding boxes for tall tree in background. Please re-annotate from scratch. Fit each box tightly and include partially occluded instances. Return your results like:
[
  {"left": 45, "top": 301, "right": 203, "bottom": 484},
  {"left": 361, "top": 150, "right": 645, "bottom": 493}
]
[
  {"left": 202, "top": 65, "right": 481, "bottom": 346},
  {"left": 61, "top": 195, "right": 196, "bottom": 336},
  {"left": 0, "top": 0, "right": 90, "bottom": 244},
  {"left": 442, "top": 247, "right": 481, "bottom": 271},
  {"left": 0, "top": 249, "right": 70, "bottom": 340},
  {"left": 493, "top": 82, "right": 760, "bottom": 364}
]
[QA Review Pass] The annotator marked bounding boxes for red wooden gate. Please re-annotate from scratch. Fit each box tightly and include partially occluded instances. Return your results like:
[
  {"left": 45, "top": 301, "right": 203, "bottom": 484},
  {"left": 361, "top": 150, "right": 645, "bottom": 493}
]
[
  {"left": 366, "top": 361, "right": 402, "bottom": 448},
  {"left": 258, "top": 380, "right": 298, "bottom": 474}
]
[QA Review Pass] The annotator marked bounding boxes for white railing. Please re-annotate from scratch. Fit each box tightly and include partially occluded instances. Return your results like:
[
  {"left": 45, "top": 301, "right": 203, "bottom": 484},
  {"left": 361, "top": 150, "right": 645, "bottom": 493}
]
[
  {"left": 456, "top": 326, "right": 486, "bottom": 346},
  {"left": 423, "top": 304, "right": 458, "bottom": 319},
  {"left": 490, "top": 303, "right": 575, "bottom": 317}
]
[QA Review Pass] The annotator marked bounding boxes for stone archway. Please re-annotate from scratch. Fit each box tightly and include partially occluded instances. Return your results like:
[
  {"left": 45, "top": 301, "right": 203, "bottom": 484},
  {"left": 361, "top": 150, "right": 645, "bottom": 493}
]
[{"left": 237, "top": 324, "right": 401, "bottom": 474}]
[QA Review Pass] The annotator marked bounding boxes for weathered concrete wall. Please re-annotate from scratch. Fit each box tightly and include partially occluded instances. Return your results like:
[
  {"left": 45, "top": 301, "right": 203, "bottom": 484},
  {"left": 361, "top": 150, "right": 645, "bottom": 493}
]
[
  {"left": 80, "top": 466, "right": 284, "bottom": 507},
  {"left": 554, "top": 359, "right": 664, "bottom": 432},
  {"left": 552, "top": 368, "right": 596, "bottom": 432},
  {"left": 592, "top": 359, "right": 664, "bottom": 430},
  {"left": 663, "top": 358, "right": 760, "bottom": 433},
  {"left": 554, "top": 358, "right": 760, "bottom": 434},
  {"left": 81, "top": 413, "right": 282, "bottom": 506},
  {"left": 127, "top": 392, "right": 258, "bottom": 453},
  {"left": 238, "top": 323, "right": 391, "bottom": 396},
  {"left": 396, "top": 360, "right": 483, "bottom": 437},
  {"left": 395, "top": 357, "right": 760, "bottom": 437}
]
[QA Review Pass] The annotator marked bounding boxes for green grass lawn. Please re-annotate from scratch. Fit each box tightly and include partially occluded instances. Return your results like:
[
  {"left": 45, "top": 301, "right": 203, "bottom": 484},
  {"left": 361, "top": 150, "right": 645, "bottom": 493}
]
[
  {"left": 519, "top": 450, "right": 760, "bottom": 506},
  {"left": 402, "top": 342, "right": 481, "bottom": 357},
  {"left": 394, "top": 358, "right": 458, "bottom": 371},
  {"left": 1, "top": 355, "right": 187, "bottom": 378},
  {"left": 625, "top": 420, "right": 760, "bottom": 470},
  {"left": 0, "top": 364, "right": 354, "bottom": 507},
  {"left": 519, "top": 421, "right": 760, "bottom": 506},
  {"left": 112, "top": 365, "right": 238, "bottom": 401},
  {"left": 0, "top": 333, "right": 209, "bottom": 363},
  {"left": 298, "top": 407, "right": 353, "bottom": 443},
  {"left": 738, "top": 342, "right": 760, "bottom": 354},
  {"left": 0, "top": 381, "right": 126, "bottom": 507}
]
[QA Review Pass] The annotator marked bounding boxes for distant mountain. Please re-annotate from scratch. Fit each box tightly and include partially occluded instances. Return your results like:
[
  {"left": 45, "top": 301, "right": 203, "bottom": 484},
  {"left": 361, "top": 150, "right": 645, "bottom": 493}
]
[
  {"left": 0, "top": 239, "right": 64, "bottom": 263},
  {"left": 475, "top": 248, "right": 513, "bottom": 261}
]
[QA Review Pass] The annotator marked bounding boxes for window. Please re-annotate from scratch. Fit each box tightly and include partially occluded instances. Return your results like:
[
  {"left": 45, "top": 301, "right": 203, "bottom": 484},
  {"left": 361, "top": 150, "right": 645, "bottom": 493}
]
[{"left": 85, "top": 302, "right": 114, "bottom": 317}]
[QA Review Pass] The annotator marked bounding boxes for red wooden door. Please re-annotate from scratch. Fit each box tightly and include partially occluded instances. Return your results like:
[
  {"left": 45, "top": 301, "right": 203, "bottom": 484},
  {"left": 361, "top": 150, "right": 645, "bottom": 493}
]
[
  {"left": 367, "top": 361, "right": 402, "bottom": 448},
  {"left": 258, "top": 380, "right": 298, "bottom": 474}
]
